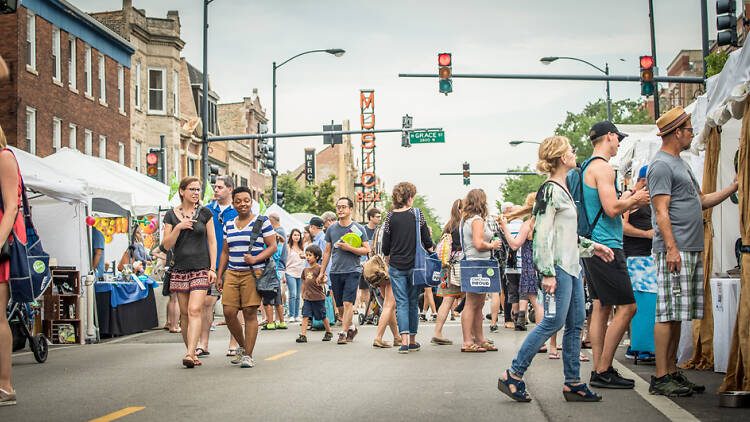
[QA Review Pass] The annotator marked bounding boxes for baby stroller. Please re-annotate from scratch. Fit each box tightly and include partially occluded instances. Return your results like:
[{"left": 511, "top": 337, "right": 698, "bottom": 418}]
[
  {"left": 359, "top": 284, "right": 384, "bottom": 326},
  {"left": 8, "top": 299, "right": 48, "bottom": 363}
]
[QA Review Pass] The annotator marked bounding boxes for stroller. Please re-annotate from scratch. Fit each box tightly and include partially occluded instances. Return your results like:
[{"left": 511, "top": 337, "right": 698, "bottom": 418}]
[
  {"left": 359, "top": 283, "right": 385, "bottom": 326},
  {"left": 8, "top": 299, "right": 48, "bottom": 363}
]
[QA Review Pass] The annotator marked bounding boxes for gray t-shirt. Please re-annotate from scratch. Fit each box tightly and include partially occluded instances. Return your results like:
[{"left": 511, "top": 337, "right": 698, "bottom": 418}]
[
  {"left": 647, "top": 151, "right": 704, "bottom": 253},
  {"left": 462, "top": 215, "right": 492, "bottom": 260},
  {"left": 325, "top": 221, "right": 369, "bottom": 274}
]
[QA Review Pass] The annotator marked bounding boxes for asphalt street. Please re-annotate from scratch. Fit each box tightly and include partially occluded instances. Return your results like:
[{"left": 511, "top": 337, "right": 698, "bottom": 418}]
[{"left": 5, "top": 310, "right": 747, "bottom": 422}]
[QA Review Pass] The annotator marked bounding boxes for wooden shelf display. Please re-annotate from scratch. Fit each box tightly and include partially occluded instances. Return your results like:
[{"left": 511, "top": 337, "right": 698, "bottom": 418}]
[{"left": 42, "top": 268, "right": 81, "bottom": 344}]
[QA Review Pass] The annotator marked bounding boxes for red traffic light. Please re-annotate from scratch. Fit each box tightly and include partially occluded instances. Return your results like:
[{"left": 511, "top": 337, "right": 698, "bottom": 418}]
[
  {"left": 146, "top": 152, "right": 159, "bottom": 165},
  {"left": 438, "top": 53, "right": 452, "bottom": 67},
  {"left": 640, "top": 56, "right": 654, "bottom": 69}
]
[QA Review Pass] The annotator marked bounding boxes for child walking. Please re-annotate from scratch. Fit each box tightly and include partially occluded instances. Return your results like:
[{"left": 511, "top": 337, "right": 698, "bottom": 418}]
[{"left": 296, "top": 245, "right": 333, "bottom": 342}]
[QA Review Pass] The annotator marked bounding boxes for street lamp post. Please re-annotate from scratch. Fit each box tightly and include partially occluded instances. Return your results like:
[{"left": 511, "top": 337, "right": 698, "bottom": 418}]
[
  {"left": 201, "top": 0, "right": 215, "bottom": 192},
  {"left": 509, "top": 140, "right": 541, "bottom": 146},
  {"left": 541, "top": 56, "right": 612, "bottom": 121},
  {"left": 272, "top": 48, "right": 345, "bottom": 204}
]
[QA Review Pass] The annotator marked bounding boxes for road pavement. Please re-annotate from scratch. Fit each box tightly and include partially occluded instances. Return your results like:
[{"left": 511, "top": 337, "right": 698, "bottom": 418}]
[{"left": 5, "top": 313, "right": 746, "bottom": 421}]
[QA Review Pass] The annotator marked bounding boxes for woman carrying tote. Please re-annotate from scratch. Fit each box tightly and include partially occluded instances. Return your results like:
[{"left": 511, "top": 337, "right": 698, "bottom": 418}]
[
  {"left": 497, "top": 136, "right": 614, "bottom": 403},
  {"left": 285, "top": 228, "right": 306, "bottom": 322},
  {"left": 162, "top": 176, "right": 217, "bottom": 368},
  {"left": 381, "top": 182, "right": 434, "bottom": 354}
]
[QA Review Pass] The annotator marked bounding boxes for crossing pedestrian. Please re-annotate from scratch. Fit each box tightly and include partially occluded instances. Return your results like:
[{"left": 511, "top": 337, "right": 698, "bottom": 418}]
[
  {"left": 432, "top": 199, "right": 463, "bottom": 345},
  {"left": 372, "top": 216, "right": 403, "bottom": 349},
  {"left": 381, "top": 182, "right": 434, "bottom": 353},
  {"left": 498, "top": 135, "right": 614, "bottom": 403},
  {"left": 581, "top": 121, "right": 650, "bottom": 389},
  {"left": 161, "top": 176, "right": 217, "bottom": 368},
  {"left": 459, "top": 189, "right": 501, "bottom": 353},
  {"left": 356, "top": 208, "right": 381, "bottom": 318},
  {"left": 503, "top": 204, "right": 524, "bottom": 329},
  {"left": 647, "top": 107, "right": 737, "bottom": 396},
  {"left": 296, "top": 245, "right": 333, "bottom": 342},
  {"left": 285, "top": 228, "right": 306, "bottom": 322},
  {"left": 318, "top": 198, "right": 370, "bottom": 344}
]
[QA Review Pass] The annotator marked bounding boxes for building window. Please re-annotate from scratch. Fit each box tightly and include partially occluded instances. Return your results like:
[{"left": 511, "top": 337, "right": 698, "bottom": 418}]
[
  {"left": 173, "top": 147, "right": 181, "bottom": 180},
  {"left": 135, "top": 142, "right": 142, "bottom": 172},
  {"left": 187, "top": 157, "right": 196, "bottom": 176},
  {"left": 240, "top": 177, "right": 248, "bottom": 187},
  {"left": 69, "top": 124, "right": 77, "bottom": 149},
  {"left": 99, "top": 135, "right": 107, "bottom": 159},
  {"left": 173, "top": 70, "right": 179, "bottom": 117},
  {"left": 98, "top": 54, "right": 106, "bottom": 102},
  {"left": 26, "top": 11, "right": 35, "bottom": 70},
  {"left": 52, "top": 27, "right": 60, "bottom": 81},
  {"left": 135, "top": 62, "right": 141, "bottom": 110},
  {"left": 118, "top": 143, "right": 125, "bottom": 165},
  {"left": 68, "top": 36, "right": 77, "bottom": 90},
  {"left": 148, "top": 68, "right": 165, "bottom": 113},
  {"left": 84, "top": 130, "right": 92, "bottom": 155},
  {"left": 118, "top": 65, "right": 124, "bottom": 112},
  {"left": 25, "top": 107, "right": 36, "bottom": 155},
  {"left": 84, "top": 45, "right": 92, "bottom": 95},
  {"left": 52, "top": 117, "right": 61, "bottom": 152}
]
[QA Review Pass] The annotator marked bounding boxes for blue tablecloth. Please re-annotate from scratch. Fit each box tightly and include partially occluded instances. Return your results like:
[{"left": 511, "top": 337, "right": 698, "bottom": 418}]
[{"left": 95, "top": 276, "right": 158, "bottom": 308}]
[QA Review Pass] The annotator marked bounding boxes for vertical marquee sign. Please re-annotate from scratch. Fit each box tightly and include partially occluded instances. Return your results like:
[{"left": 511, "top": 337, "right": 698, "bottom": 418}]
[
  {"left": 358, "top": 90, "right": 380, "bottom": 214},
  {"left": 304, "top": 148, "right": 316, "bottom": 185}
]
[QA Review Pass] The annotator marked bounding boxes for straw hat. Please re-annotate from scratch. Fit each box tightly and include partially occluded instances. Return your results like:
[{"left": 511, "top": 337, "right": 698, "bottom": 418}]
[{"left": 657, "top": 106, "right": 691, "bottom": 137}]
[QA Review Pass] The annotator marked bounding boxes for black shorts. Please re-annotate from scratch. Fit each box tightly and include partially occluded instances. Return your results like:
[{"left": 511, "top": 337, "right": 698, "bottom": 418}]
[
  {"left": 358, "top": 273, "right": 369, "bottom": 290},
  {"left": 262, "top": 290, "right": 282, "bottom": 306},
  {"left": 302, "top": 299, "right": 326, "bottom": 320},
  {"left": 583, "top": 248, "right": 635, "bottom": 307},
  {"left": 330, "top": 272, "right": 359, "bottom": 307}
]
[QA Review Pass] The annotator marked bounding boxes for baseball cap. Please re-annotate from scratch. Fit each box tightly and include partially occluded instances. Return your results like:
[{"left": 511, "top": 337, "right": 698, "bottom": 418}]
[
  {"left": 309, "top": 216, "right": 324, "bottom": 228},
  {"left": 589, "top": 121, "right": 628, "bottom": 142},
  {"left": 638, "top": 165, "right": 648, "bottom": 179}
]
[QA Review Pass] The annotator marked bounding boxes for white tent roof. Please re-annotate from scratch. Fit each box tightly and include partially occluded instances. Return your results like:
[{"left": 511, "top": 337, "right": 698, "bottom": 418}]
[
  {"left": 9, "top": 147, "right": 89, "bottom": 203},
  {"left": 264, "top": 203, "right": 305, "bottom": 234}
]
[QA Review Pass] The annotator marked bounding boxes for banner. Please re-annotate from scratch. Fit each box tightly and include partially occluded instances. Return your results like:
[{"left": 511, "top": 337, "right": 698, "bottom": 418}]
[{"left": 304, "top": 148, "right": 316, "bottom": 185}]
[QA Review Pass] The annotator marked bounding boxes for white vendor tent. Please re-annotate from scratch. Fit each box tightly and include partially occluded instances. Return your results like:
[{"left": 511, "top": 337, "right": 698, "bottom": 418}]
[{"left": 264, "top": 203, "right": 305, "bottom": 234}]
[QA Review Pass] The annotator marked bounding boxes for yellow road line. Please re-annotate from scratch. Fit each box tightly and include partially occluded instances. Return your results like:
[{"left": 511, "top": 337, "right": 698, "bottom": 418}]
[
  {"left": 89, "top": 407, "right": 145, "bottom": 422},
  {"left": 265, "top": 350, "right": 298, "bottom": 361}
]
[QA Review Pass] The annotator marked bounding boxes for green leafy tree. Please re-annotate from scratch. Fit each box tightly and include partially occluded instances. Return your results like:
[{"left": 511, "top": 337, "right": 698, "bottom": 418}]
[
  {"left": 264, "top": 174, "right": 336, "bottom": 215},
  {"left": 383, "top": 193, "right": 443, "bottom": 244},
  {"left": 496, "top": 165, "right": 546, "bottom": 211},
  {"left": 706, "top": 50, "right": 729, "bottom": 77},
  {"left": 555, "top": 98, "right": 652, "bottom": 162}
]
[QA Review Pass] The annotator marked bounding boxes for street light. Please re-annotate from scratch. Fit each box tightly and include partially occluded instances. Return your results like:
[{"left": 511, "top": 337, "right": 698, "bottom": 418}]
[
  {"left": 271, "top": 48, "right": 346, "bottom": 204},
  {"left": 540, "top": 56, "right": 613, "bottom": 121},
  {"left": 509, "top": 140, "right": 541, "bottom": 146}
]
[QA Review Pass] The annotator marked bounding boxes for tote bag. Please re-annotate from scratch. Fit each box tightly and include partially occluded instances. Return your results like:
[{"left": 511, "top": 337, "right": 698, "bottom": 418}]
[
  {"left": 458, "top": 218, "right": 501, "bottom": 293},
  {"left": 412, "top": 208, "right": 442, "bottom": 287}
]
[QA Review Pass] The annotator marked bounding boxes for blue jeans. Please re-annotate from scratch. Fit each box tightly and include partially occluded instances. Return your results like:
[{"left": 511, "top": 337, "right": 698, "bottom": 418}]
[
  {"left": 509, "top": 265, "right": 585, "bottom": 383},
  {"left": 389, "top": 266, "right": 419, "bottom": 336},
  {"left": 286, "top": 275, "right": 302, "bottom": 318}
]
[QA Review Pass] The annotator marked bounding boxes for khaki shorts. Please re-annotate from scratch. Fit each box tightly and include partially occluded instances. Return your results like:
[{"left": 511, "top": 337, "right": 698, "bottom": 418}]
[{"left": 222, "top": 269, "right": 263, "bottom": 309}]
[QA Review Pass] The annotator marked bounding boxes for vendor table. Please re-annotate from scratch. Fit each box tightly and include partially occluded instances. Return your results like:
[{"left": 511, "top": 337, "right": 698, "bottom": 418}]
[
  {"left": 95, "top": 276, "right": 159, "bottom": 337},
  {"left": 711, "top": 278, "right": 741, "bottom": 373}
]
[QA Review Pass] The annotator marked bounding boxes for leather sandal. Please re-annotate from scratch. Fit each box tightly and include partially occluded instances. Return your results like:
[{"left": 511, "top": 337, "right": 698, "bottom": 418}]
[
  {"left": 497, "top": 369, "right": 532, "bottom": 402},
  {"left": 481, "top": 341, "right": 498, "bottom": 352},
  {"left": 182, "top": 356, "right": 195, "bottom": 368},
  {"left": 461, "top": 343, "right": 485, "bottom": 353},
  {"left": 563, "top": 382, "right": 601, "bottom": 402}
]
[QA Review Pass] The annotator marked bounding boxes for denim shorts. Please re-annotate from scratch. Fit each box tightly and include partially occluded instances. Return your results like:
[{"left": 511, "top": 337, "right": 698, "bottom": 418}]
[
  {"left": 302, "top": 299, "right": 326, "bottom": 320},
  {"left": 330, "top": 272, "right": 360, "bottom": 307}
]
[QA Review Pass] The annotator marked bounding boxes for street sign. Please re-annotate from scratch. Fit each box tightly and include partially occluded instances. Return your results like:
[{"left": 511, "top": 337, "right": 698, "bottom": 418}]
[
  {"left": 409, "top": 130, "right": 445, "bottom": 144},
  {"left": 323, "top": 124, "right": 343, "bottom": 145}
]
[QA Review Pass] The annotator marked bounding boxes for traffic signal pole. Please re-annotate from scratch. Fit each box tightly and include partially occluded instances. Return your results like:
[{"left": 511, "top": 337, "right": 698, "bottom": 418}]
[{"left": 648, "top": 0, "right": 660, "bottom": 120}]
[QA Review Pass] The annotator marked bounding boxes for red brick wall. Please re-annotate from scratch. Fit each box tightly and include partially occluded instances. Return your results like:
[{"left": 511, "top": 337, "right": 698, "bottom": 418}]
[
  {"left": 0, "top": 8, "right": 130, "bottom": 164},
  {"left": 0, "top": 11, "right": 20, "bottom": 146}
]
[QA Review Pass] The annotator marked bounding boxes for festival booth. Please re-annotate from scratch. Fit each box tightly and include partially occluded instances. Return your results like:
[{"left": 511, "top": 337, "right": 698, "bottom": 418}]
[
  {"left": 42, "top": 148, "right": 176, "bottom": 338},
  {"left": 264, "top": 203, "right": 305, "bottom": 235}
]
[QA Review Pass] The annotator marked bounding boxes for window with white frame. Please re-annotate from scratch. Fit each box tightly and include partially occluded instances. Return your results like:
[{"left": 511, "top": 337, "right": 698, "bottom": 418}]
[
  {"left": 173, "top": 70, "right": 179, "bottom": 117},
  {"left": 118, "top": 143, "right": 125, "bottom": 165},
  {"left": 52, "top": 27, "right": 60, "bottom": 81},
  {"left": 134, "top": 62, "right": 141, "bottom": 110},
  {"left": 99, "top": 135, "right": 107, "bottom": 159},
  {"left": 25, "top": 107, "right": 36, "bottom": 155},
  {"left": 148, "top": 68, "right": 165, "bottom": 113},
  {"left": 187, "top": 157, "right": 196, "bottom": 176},
  {"left": 52, "top": 117, "right": 61, "bottom": 152},
  {"left": 118, "top": 65, "right": 124, "bottom": 112},
  {"left": 84, "top": 44, "right": 92, "bottom": 95},
  {"left": 69, "top": 124, "right": 77, "bottom": 149},
  {"left": 68, "top": 36, "right": 77, "bottom": 89},
  {"left": 98, "top": 54, "right": 106, "bottom": 102},
  {"left": 135, "top": 142, "right": 142, "bottom": 172},
  {"left": 26, "top": 11, "right": 35, "bottom": 70},
  {"left": 84, "top": 130, "right": 92, "bottom": 155}
]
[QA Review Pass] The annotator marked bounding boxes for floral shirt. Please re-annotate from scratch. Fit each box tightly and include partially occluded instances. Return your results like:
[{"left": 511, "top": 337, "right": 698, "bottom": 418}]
[{"left": 533, "top": 181, "right": 595, "bottom": 278}]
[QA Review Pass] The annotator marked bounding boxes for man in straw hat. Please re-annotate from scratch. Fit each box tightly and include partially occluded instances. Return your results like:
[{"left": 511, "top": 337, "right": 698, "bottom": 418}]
[{"left": 646, "top": 106, "right": 737, "bottom": 396}]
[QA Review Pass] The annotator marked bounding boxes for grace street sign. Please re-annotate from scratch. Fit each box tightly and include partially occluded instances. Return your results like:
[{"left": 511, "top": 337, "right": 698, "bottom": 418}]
[{"left": 409, "top": 130, "right": 445, "bottom": 144}]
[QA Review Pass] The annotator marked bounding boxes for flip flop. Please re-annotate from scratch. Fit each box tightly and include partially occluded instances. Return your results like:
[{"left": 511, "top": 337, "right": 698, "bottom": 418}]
[
  {"left": 182, "top": 357, "right": 195, "bottom": 368},
  {"left": 226, "top": 349, "right": 237, "bottom": 357},
  {"left": 548, "top": 353, "right": 561, "bottom": 360},
  {"left": 538, "top": 346, "right": 548, "bottom": 353},
  {"left": 581, "top": 341, "right": 592, "bottom": 349},
  {"left": 193, "top": 357, "right": 202, "bottom": 366},
  {"left": 195, "top": 348, "right": 210, "bottom": 357},
  {"left": 481, "top": 342, "right": 498, "bottom": 352},
  {"left": 579, "top": 353, "right": 590, "bottom": 362},
  {"left": 461, "top": 343, "right": 486, "bottom": 353}
]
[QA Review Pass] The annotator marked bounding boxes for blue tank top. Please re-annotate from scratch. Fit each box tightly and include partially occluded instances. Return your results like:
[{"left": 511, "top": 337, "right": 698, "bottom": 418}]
[{"left": 582, "top": 164, "right": 623, "bottom": 249}]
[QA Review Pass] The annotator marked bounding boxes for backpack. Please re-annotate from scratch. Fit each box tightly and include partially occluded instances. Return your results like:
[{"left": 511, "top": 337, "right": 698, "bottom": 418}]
[
  {"left": 436, "top": 232, "right": 453, "bottom": 266},
  {"left": 362, "top": 224, "right": 389, "bottom": 287},
  {"left": 565, "top": 156, "right": 606, "bottom": 238}
]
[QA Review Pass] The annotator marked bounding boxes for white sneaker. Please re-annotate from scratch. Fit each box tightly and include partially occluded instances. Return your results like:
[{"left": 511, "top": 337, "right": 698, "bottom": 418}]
[
  {"left": 231, "top": 347, "right": 245, "bottom": 365},
  {"left": 240, "top": 356, "right": 255, "bottom": 368}
]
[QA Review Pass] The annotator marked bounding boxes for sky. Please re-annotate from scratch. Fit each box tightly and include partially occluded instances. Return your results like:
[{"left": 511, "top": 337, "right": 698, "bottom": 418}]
[{"left": 74, "top": 0, "right": 727, "bottom": 222}]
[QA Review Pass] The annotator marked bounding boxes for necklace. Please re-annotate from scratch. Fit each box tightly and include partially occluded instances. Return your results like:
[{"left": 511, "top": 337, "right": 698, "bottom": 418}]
[{"left": 176, "top": 204, "right": 198, "bottom": 220}]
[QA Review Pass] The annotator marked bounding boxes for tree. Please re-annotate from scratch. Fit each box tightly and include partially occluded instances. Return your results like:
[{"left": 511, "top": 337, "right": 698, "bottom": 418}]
[
  {"left": 496, "top": 165, "right": 546, "bottom": 211},
  {"left": 263, "top": 173, "right": 336, "bottom": 215},
  {"left": 555, "top": 98, "right": 652, "bottom": 162},
  {"left": 383, "top": 193, "right": 443, "bottom": 244}
]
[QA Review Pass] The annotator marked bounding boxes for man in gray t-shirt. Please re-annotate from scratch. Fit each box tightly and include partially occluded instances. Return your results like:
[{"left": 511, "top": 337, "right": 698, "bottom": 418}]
[{"left": 645, "top": 106, "right": 737, "bottom": 397}]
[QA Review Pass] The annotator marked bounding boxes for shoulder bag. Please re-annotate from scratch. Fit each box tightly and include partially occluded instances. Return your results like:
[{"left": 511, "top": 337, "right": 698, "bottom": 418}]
[
  {"left": 458, "top": 217, "right": 501, "bottom": 293},
  {"left": 363, "top": 224, "right": 389, "bottom": 287},
  {"left": 413, "top": 208, "right": 442, "bottom": 287},
  {"left": 246, "top": 215, "right": 279, "bottom": 294}
]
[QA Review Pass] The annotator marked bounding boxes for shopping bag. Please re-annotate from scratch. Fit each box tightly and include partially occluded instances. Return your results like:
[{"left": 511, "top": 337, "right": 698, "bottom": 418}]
[
  {"left": 459, "top": 259, "right": 501, "bottom": 293},
  {"left": 312, "top": 292, "right": 336, "bottom": 329}
]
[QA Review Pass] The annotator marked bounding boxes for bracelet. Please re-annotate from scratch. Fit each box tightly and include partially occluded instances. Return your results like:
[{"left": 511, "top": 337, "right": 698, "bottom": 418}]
[{"left": 209, "top": 268, "right": 216, "bottom": 273}]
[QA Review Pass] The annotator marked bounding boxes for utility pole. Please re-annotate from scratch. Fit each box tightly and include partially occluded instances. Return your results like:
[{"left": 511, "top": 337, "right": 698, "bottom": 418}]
[
  {"left": 648, "top": 0, "right": 660, "bottom": 120},
  {"left": 700, "top": 0, "right": 709, "bottom": 81},
  {"left": 201, "top": 0, "right": 213, "bottom": 192},
  {"left": 272, "top": 62, "right": 278, "bottom": 205},
  {"left": 605, "top": 62, "right": 612, "bottom": 121}
]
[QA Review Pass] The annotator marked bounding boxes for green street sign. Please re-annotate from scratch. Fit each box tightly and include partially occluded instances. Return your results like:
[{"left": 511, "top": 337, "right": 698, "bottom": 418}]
[{"left": 409, "top": 130, "right": 445, "bottom": 144}]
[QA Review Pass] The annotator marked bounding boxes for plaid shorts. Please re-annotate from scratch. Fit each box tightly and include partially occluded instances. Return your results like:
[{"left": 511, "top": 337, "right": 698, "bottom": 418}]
[{"left": 654, "top": 251, "right": 704, "bottom": 322}]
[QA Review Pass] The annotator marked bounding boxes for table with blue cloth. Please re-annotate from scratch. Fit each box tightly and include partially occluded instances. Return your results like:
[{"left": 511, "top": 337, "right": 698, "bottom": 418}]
[{"left": 95, "top": 275, "right": 159, "bottom": 337}]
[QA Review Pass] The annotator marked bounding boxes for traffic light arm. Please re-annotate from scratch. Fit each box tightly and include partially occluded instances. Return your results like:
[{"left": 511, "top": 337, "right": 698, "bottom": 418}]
[
  {"left": 206, "top": 127, "right": 443, "bottom": 143},
  {"left": 398, "top": 73, "right": 704, "bottom": 84}
]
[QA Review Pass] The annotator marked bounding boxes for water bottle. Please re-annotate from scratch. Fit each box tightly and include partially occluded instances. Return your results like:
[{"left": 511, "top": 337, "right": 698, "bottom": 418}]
[{"left": 545, "top": 292, "right": 556, "bottom": 317}]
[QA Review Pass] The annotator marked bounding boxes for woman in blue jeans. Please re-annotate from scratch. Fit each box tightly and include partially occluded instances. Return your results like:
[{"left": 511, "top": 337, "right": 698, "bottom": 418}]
[
  {"left": 381, "top": 182, "right": 434, "bottom": 354},
  {"left": 285, "top": 229, "right": 306, "bottom": 322},
  {"left": 497, "top": 136, "right": 614, "bottom": 403}
]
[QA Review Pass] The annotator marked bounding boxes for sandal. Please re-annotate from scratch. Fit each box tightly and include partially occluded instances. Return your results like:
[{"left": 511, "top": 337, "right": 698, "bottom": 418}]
[
  {"left": 169, "top": 328, "right": 181, "bottom": 333},
  {"left": 581, "top": 340, "right": 592, "bottom": 349},
  {"left": 538, "top": 345, "right": 548, "bottom": 353},
  {"left": 182, "top": 356, "right": 195, "bottom": 368},
  {"left": 481, "top": 341, "right": 498, "bottom": 352},
  {"left": 195, "top": 347, "right": 209, "bottom": 357},
  {"left": 497, "top": 369, "right": 532, "bottom": 402},
  {"left": 563, "top": 382, "right": 601, "bottom": 402},
  {"left": 556, "top": 345, "right": 563, "bottom": 350},
  {"left": 431, "top": 337, "right": 453, "bottom": 345},
  {"left": 226, "top": 349, "right": 237, "bottom": 357},
  {"left": 548, "top": 352, "right": 561, "bottom": 360},
  {"left": 192, "top": 357, "right": 202, "bottom": 366},
  {"left": 579, "top": 353, "right": 590, "bottom": 362},
  {"left": 461, "top": 343, "right": 486, "bottom": 353}
]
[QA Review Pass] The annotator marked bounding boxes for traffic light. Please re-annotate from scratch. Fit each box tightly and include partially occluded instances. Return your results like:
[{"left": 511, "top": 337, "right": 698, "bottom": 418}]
[
  {"left": 277, "top": 191, "right": 285, "bottom": 207},
  {"left": 639, "top": 55, "right": 655, "bottom": 97},
  {"left": 717, "top": 0, "right": 738, "bottom": 46},
  {"left": 0, "top": 0, "right": 19, "bottom": 14},
  {"left": 146, "top": 148, "right": 160, "bottom": 180},
  {"left": 208, "top": 164, "right": 220, "bottom": 185},
  {"left": 462, "top": 162, "right": 470, "bottom": 186},
  {"left": 438, "top": 53, "right": 452, "bottom": 95},
  {"left": 257, "top": 139, "right": 275, "bottom": 171}
]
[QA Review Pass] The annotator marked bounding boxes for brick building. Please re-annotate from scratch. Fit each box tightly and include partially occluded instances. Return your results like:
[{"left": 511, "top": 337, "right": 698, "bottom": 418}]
[
  {"left": 90, "top": 1, "right": 187, "bottom": 182},
  {"left": 0, "top": 0, "right": 134, "bottom": 163},
  {"left": 186, "top": 61, "right": 224, "bottom": 177},
  {"left": 217, "top": 91, "right": 269, "bottom": 199}
]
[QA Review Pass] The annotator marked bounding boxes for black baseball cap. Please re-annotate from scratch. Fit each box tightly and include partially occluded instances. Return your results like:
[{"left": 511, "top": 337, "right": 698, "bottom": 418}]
[
  {"left": 309, "top": 216, "right": 324, "bottom": 228},
  {"left": 589, "top": 121, "right": 628, "bottom": 142}
]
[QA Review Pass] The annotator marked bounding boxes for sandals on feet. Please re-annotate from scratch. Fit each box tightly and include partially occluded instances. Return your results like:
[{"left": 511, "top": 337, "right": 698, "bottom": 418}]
[
  {"left": 497, "top": 369, "right": 532, "bottom": 402},
  {"left": 581, "top": 340, "right": 592, "bottom": 349},
  {"left": 563, "top": 382, "right": 601, "bottom": 402},
  {"left": 195, "top": 347, "right": 209, "bottom": 357},
  {"left": 182, "top": 356, "right": 195, "bottom": 368},
  {"left": 481, "top": 341, "right": 498, "bottom": 352},
  {"left": 579, "top": 353, "right": 590, "bottom": 362},
  {"left": 548, "top": 352, "right": 561, "bottom": 360},
  {"left": 538, "top": 346, "right": 548, "bottom": 353},
  {"left": 461, "top": 343, "right": 486, "bottom": 353}
]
